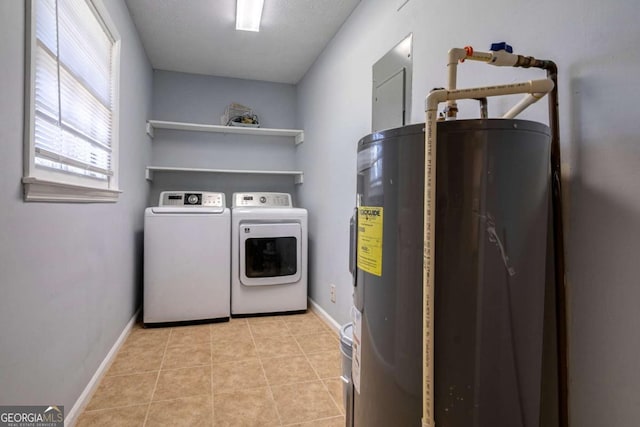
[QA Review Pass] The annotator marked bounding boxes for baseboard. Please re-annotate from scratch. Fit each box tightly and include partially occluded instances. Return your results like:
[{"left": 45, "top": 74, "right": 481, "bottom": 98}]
[
  {"left": 65, "top": 308, "right": 140, "bottom": 427},
  {"left": 308, "top": 297, "right": 341, "bottom": 335}
]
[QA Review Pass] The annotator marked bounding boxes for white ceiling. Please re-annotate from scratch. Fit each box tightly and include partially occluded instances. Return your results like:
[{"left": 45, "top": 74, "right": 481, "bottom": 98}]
[{"left": 124, "top": 0, "right": 361, "bottom": 84}]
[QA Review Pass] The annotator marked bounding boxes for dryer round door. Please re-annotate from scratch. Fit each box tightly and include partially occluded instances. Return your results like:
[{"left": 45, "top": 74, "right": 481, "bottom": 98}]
[{"left": 239, "top": 222, "right": 302, "bottom": 286}]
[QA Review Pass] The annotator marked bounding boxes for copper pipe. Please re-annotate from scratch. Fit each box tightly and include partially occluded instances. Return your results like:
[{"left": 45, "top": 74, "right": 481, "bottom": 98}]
[
  {"left": 515, "top": 57, "right": 568, "bottom": 427},
  {"left": 475, "top": 97, "right": 489, "bottom": 118}
]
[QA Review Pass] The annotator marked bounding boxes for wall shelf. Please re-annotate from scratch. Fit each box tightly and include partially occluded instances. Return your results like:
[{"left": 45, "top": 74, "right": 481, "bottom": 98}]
[
  {"left": 145, "top": 166, "right": 304, "bottom": 185},
  {"left": 146, "top": 120, "right": 304, "bottom": 145}
]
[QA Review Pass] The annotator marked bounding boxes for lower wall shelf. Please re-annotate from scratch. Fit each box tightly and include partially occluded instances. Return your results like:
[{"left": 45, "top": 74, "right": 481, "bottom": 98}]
[{"left": 145, "top": 166, "right": 304, "bottom": 184}]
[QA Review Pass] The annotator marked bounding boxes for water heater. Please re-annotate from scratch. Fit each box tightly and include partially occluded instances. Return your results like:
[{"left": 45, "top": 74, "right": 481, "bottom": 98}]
[{"left": 350, "top": 119, "right": 550, "bottom": 427}]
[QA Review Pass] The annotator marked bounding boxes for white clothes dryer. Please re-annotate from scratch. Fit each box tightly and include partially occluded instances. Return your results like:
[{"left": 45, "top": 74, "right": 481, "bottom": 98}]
[
  {"left": 144, "top": 191, "right": 230, "bottom": 325},
  {"left": 231, "top": 192, "right": 308, "bottom": 315}
]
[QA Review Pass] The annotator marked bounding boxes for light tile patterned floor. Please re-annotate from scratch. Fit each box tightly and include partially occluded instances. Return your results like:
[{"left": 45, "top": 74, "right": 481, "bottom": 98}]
[{"left": 77, "top": 311, "right": 345, "bottom": 427}]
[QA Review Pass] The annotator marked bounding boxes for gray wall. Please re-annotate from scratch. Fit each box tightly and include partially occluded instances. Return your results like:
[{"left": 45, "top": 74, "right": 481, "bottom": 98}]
[
  {"left": 296, "top": 0, "right": 640, "bottom": 425},
  {"left": 149, "top": 71, "right": 299, "bottom": 206},
  {"left": 0, "top": 0, "right": 152, "bottom": 411}
]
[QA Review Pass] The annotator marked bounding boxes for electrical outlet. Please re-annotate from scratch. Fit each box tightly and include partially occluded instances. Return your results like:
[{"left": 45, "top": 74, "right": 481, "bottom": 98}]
[{"left": 330, "top": 284, "right": 336, "bottom": 303}]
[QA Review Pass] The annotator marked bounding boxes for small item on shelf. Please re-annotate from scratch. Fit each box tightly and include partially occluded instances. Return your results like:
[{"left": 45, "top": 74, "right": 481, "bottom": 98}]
[
  {"left": 221, "top": 103, "right": 261, "bottom": 128},
  {"left": 229, "top": 114, "right": 260, "bottom": 128}
]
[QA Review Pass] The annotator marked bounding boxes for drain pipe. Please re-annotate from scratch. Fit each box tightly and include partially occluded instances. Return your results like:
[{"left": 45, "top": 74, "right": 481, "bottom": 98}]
[{"left": 421, "top": 78, "right": 554, "bottom": 427}]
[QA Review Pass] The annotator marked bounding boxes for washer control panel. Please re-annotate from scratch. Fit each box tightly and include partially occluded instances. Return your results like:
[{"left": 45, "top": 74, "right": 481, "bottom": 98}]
[
  {"left": 159, "top": 191, "right": 225, "bottom": 207},
  {"left": 232, "top": 192, "right": 292, "bottom": 208}
]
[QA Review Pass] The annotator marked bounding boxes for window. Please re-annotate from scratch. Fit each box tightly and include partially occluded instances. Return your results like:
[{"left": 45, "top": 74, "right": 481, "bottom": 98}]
[
  {"left": 245, "top": 237, "right": 299, "bottom": 278},
  {"left": 23, "top": 0, "right": 121, "bottom": 202}
]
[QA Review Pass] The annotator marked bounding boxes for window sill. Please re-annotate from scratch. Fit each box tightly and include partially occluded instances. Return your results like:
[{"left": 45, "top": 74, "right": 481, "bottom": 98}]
[{"left": 22, "top": 176, "right": 121, "bottom": 203}]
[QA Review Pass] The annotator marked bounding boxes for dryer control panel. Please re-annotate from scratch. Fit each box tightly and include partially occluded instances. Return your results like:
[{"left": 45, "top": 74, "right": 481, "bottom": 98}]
[
  {"left": 159, "top": 191, "right": 225, "bottom": 207},
  {"left": 233, "top": 192, "right": 292, "bottom": 208}
]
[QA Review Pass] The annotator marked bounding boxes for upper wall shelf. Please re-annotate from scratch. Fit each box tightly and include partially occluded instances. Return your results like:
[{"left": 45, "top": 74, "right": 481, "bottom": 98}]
[
  {"left": 145, "top": 166, "right": 304, "bottom": 185},
  {"left": 146, "top": 120, "right": 304, "bottom": 145}
]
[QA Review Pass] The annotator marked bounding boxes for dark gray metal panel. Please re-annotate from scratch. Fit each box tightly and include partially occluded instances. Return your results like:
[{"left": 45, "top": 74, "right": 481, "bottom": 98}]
[{"left": 354, "top": 119, "right": 550, "bottom": 427}]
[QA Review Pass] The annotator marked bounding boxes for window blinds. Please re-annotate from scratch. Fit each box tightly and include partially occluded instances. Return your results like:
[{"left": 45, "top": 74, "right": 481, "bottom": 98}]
[{"left": 34, "top": 0, "right": 114, "bottom": 181}]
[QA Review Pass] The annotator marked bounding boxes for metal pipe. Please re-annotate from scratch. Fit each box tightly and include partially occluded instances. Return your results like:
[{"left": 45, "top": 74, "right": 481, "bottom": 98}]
[
  {"left": 540, "top": 61, "right": 569, "bottom": 427},
  {"left": 476, "top": 97, "right": 488, "bottom": 118},
  {"left": 421, "top": 78, "right": 554, "bottom": 427},
  {"left": 510, "top": 57, "right": 568, "bottom": 427}
]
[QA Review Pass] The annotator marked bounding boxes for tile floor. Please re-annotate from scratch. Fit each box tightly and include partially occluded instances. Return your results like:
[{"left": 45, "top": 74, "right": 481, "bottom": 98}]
[{"left": 77, "top": 311, "right": 346, "bottom": 427}]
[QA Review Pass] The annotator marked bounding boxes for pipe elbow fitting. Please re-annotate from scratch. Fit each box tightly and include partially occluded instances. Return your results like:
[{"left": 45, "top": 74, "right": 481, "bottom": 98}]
[
  {"left": 529, "top": 78, "right": 555, "bottom": 94},
  {"left": 425, "top": 89, "right": 448, "bottom": 112},
  {"left": 448, "top": 48, "right": 468, "bottom": 65}
]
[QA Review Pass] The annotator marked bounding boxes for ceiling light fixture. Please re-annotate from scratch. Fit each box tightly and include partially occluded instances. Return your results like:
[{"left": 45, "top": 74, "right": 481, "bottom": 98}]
[{"left": 235, "top": 0, "right": 264, "bottom": 32}]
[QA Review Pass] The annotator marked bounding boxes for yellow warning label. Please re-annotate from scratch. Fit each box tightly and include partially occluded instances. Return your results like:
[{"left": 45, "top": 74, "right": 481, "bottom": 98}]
[{"left": 357, "top": 206, "right": 383, "bottom": 276}]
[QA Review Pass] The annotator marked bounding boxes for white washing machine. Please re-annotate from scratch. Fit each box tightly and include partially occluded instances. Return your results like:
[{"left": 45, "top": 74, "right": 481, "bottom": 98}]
[
  {"left": 144, "top": 191, "right": 230, "bottom": 325},
  {"left": 231, "top": 192, "right": 308, "bottom": 315}
]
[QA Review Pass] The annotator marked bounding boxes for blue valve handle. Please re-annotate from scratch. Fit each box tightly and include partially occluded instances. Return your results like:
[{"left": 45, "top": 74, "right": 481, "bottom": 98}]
[{"left": 490, "top": 42, "right": 513, "bottom": 53}]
